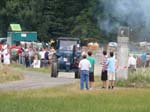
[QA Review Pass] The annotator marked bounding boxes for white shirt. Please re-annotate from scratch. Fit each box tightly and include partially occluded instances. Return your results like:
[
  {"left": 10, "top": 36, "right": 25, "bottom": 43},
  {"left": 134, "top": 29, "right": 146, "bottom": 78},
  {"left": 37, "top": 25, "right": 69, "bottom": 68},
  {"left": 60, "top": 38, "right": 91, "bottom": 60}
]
[
  {"left": 39, "top": 51, "right": 45, "bottom": 59},
  {"left": 79, "top": 59, "right": 91, "bottom": 71},
  {"left": 32, "top": 60, "right": 41, "bottom": 68},
  {"left": 128, "top": 56, "right": 136, "bottom": 66},
  {"left": 2, "top": 49, "right": 10, "bottom": 65},
  {"left": 29, "top": 50, "right": 34, "bottom": 57}
]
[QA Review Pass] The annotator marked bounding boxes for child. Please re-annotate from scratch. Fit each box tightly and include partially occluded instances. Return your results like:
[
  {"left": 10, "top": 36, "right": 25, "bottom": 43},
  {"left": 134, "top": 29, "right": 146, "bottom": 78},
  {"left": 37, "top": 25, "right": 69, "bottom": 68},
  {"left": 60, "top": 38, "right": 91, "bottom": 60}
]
[
  {"left": 32, "top": 54, "right": 41, "bottom": 68},
  {"left": 107, "top": 52, "right": 116, "bottom": 89}
]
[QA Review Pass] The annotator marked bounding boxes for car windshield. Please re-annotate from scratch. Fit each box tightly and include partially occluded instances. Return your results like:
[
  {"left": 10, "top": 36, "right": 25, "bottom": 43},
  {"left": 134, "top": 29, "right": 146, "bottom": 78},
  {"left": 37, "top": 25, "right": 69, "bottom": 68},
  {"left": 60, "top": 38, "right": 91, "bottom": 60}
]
[{"left": 59, "top": 40, "right": 77, "bottom": 50}]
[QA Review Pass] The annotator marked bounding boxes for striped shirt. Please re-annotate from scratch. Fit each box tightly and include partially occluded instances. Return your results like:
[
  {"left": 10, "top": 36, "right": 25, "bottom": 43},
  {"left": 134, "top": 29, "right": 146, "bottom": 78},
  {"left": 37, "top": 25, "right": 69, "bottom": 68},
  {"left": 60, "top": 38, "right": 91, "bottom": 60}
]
[{"left": 102, "top": 55, "right": 108, "bottom": 71}]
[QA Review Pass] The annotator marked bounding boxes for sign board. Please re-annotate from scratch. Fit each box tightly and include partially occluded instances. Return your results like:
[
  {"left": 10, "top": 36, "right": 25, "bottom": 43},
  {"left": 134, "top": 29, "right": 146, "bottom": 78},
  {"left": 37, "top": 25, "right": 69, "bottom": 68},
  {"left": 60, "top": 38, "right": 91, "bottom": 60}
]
[
  {"left": 21, "top": 33, "right": 27, "bottom": 37},
  {"left": 10, "top": 24, "right": 22, "bottom": 31}
]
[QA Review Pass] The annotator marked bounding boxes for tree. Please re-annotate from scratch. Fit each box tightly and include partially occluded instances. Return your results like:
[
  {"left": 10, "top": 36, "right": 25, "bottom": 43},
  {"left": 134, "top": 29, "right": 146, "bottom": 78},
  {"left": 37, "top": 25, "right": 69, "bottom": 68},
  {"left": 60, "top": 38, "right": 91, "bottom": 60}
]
[{"left": 0, "top": 0, "right": 118, "bottom": 43}]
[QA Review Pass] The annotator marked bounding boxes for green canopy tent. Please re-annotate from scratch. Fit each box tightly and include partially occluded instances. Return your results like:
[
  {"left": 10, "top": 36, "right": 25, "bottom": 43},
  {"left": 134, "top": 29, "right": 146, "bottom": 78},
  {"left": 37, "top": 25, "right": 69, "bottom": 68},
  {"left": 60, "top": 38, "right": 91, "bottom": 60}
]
[{"left": 7, "top": 24, "right": 37, "bottom": 45}]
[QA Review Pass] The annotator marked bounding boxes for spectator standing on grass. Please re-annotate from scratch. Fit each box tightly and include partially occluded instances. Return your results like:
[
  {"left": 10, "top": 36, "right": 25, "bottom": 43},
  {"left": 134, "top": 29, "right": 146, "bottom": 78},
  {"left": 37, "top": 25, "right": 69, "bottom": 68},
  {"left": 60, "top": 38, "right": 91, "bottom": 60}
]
[
  {"left": 2, "top": 45, "right": 11, "bottom": 74},
  {"left": 87, "top": 51, "right": 95, "bottom": 89},
  {"left": 2, "top": 44, "right": 10, "bottom": 65},
  {"left": 44, "top": 47, "right": 50, "bottom": 67},
  {"left": 107, "top": 52, "right": 116, "bottom": 89},
  {"left": 79, "top": 55, "right": 91, "bottom": 90},
  {"left": 39, "top": 48, "right": 46, "bottom": 67},
  {"left": 24, "top": 48, "right": 30, "bottom": 67},
  {"left": 32, "top": 53, "right": 41, "bottom": 68},
  {"left": 28, "top": 47, "right": 34, "bottom": 67},
  {"left": 21, "top": 46, "right": 25, "bottom": 66},
  {"left": 141, "top": 52, "right": 146, "bottom": 68},
  {"left": 128, "top": 54, "right": 136, "bottom": 72},
  {"left": 101, "top": 50, "right": 108, "bottom": 89}
]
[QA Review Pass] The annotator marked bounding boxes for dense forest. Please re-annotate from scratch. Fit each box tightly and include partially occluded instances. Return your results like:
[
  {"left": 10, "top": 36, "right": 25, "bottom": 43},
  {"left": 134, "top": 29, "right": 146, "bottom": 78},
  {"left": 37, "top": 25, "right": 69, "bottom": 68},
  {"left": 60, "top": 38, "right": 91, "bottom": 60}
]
[{"left": 1, "top": 0, "right": 149, "bottom": 43}]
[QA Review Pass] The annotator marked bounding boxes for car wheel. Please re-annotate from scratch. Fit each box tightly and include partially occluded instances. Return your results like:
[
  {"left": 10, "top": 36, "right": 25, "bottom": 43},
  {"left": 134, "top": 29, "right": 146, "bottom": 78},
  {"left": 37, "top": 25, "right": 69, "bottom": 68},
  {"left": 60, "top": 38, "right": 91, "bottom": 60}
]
[
  {"left": 51, "top": 62, "right": 58, "bottom": 77},
  {"left": 75, "top": 71, "right": 80, "bottom": 79}
]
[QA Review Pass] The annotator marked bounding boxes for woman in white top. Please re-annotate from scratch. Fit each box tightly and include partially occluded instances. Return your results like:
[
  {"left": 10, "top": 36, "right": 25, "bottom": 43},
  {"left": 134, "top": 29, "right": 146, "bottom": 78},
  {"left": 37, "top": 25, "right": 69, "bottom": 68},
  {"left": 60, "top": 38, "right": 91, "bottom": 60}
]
[{"left": 3, "top": 47, "right": 10, "bottom": 65}]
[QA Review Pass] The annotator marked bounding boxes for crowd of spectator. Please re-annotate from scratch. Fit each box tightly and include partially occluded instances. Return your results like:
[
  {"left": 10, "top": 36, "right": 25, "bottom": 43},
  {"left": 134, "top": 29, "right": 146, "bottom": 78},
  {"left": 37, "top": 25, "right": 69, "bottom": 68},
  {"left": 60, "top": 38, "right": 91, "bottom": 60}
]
[{"left": 0, "top": 42, "right": 55, "bottom": 68}]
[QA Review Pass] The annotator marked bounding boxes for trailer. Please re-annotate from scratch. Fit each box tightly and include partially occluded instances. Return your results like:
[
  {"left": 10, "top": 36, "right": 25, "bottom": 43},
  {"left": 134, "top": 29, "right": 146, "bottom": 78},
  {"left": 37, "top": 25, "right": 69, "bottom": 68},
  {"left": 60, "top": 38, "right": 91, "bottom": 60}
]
[{"left": 7, "top": 32, "right": 37, "bottom": 46}]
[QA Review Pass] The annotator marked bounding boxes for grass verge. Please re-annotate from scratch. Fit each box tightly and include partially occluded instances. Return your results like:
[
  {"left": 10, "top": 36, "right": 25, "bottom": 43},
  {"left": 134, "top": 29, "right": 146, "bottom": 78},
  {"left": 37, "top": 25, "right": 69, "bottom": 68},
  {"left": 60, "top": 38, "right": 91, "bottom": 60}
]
[
  {"left": 11, "top": 63, "right": 51, "bottom": 73},
  {"left": 0, "top": 66, "right": 24, "bottom": 83},
  {"left": 116, "top": 68, "right": 150, "bottom": 88},
  {"left": 0, "top": 85, "right": 150, "bottom": 112},
  {"left": 0, "top": 67, "right": 150, "bottom": 112}
]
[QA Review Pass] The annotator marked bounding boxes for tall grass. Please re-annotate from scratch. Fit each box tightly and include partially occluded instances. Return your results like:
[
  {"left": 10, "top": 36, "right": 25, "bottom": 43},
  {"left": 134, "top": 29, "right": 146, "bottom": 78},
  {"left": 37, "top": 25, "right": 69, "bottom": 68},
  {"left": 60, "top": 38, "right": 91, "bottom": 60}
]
[
  {"left": 0, "top": 67, "right": 24, "bottom": 83},
  {"left": 116, "top": 68, "right": 150, "bottom": 87}
]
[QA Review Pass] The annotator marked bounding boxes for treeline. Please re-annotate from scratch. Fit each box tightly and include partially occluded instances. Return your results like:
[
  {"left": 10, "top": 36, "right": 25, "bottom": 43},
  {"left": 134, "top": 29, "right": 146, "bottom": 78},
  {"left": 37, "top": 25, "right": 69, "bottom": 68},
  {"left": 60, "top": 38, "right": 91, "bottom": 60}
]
[{"left": 0, "top": 0, "right": 118, "bottom": 43}]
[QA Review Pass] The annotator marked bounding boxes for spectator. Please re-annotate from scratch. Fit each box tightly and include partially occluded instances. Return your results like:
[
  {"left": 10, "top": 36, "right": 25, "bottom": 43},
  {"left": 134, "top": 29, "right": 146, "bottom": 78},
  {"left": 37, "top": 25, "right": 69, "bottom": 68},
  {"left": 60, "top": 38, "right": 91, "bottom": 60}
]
[
  {"left": 32, "top": 54, "right": 41, "bottom": 68},
  {"left": 2, "top": 44, "right": 11, "bottom": 74},
  {"left": 128, "top": 54, "right": 136, "bottom": 72},
  {"left": 39, "top": 48, "right": 46, "bottom": 67},
  {"left": 28, "top": 47, "right": 34, "bottom": 67},
  {"left": 107, "top": 52, "right": 116, "bottom": 89},
  {"left": 141, "top": 52, "right": 146, "bottom": 68},
  {"left": 2, "top": 45, "right": 10, "bottom": 66},
  {"left": 101, "top": 50, "right": 108, "bottom": 89},
  {"left": 17, "top": 46, "right": 22, "bottom": 64},
  {"left": 24, "top": 48, "right": 30, "bottom": 67},
  {"left": 50, "top": 47, "right": 55, "bottom": 54},
  {"left": 44, "top": 47, "right": 50, "bottom": 67},
  {"left": 87, "top": 51, "right": 95, "bottom": 89},
  {"left": 81, "top": 47, "right": 87, "bottom": 56},
  {"left": 21, "top": 46, "right": 25, "bottom": 66},
  {"left": 78, "top": 55, "right": 91, "bottom": 90}
]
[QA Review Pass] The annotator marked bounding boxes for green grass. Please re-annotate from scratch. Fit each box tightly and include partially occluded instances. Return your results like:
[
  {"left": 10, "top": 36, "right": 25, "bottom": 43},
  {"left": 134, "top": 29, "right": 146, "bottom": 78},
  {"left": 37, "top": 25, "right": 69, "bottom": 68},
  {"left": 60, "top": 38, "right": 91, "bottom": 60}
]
[
  {"left": 0, "top": 86, "right": 150, "bottom": 112},
  {"left": 1, "top": 65, "right": 150, "bottom": 112}
]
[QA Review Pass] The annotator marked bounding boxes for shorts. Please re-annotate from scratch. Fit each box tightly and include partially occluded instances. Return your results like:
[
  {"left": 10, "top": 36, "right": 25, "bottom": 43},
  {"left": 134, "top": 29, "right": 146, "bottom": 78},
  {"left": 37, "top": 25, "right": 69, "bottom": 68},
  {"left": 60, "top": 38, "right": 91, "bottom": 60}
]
[
  {"left": 101, "top": 70, "right": 107, "bottom": 81},
  {"left": 108, "top": 72, "right": 115, "bottom": 80},
  {"left": 89, "top": 72, "right": 94, "bottom": 82}
]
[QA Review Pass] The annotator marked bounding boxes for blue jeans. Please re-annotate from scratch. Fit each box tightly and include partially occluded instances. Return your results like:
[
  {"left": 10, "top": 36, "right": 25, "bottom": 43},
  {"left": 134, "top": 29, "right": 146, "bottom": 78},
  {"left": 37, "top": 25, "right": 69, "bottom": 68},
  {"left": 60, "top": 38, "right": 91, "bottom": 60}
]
[
  {"left": 21, "top": 56, "right": 25, "bottom": 66},
  {"left": 18, "top": 54, "right": 21, "bottom": 64},
  {"left": 28, "top": 56, "right": 33, "bottom": 67},
  {"left": 80, "top": 70, "right": 89, "bottom": 90}
]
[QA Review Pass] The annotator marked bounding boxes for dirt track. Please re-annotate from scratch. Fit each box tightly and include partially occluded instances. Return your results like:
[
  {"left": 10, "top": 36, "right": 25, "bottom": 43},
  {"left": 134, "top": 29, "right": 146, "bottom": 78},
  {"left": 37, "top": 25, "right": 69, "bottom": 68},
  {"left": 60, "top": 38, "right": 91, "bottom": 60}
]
[{"left": 0, "top": 70, "right": 79, "bottom": 91}]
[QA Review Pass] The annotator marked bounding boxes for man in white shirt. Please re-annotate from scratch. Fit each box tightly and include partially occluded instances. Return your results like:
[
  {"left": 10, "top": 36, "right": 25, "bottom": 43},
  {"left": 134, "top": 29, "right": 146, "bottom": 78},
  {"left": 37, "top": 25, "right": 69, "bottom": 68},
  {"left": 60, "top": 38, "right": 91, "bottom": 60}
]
[
  {"left": 128, "top": 54, "right": 136, "bottom": 71},
  {"left": 78, "top": 55, "right": 91, "bottom": 90},
  {"left": 39, "top": 48, "right": 46, "bottom": 59},
  {"left": 39, "top": 48, "right": 46, "bottom": 67}
]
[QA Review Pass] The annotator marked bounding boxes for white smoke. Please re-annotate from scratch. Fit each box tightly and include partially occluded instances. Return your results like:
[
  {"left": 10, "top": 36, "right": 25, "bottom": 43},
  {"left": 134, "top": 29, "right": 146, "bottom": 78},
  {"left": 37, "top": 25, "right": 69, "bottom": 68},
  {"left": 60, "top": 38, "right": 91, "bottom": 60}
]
[{"left": 98, "top": 0, "right": 150, "bottom": 41}]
